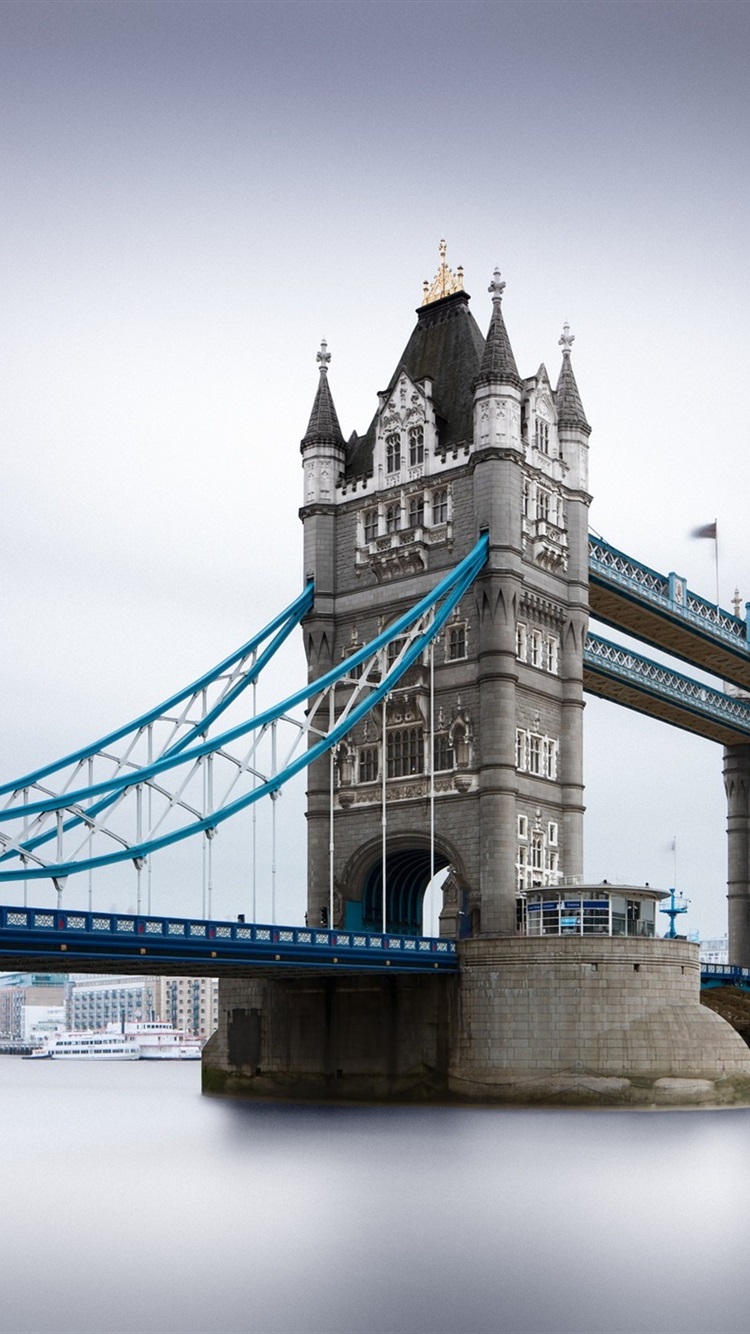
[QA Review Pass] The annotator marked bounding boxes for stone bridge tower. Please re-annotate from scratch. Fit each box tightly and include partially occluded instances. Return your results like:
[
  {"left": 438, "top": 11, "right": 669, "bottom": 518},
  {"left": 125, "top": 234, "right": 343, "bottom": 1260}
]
[{"left": 300, "top": 245, "right": 592, "bottom": 938}]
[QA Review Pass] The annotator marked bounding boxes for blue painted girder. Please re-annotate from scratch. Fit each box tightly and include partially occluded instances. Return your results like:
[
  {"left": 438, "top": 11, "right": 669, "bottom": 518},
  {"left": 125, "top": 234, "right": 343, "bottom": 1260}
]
[{"left": 0, "top": 903, "right": 459, "bottom": 976}]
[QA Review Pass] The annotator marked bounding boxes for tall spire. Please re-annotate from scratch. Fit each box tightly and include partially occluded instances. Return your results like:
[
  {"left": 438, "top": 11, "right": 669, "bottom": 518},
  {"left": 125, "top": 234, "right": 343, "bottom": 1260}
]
[
  {"left": 474, "top": 268, "right": 522, "bottom": 388},
  {"left": 555, "top": 322, "right": 590, "bottom": 435},
  {"left": 302, "top": 339, "right": 345, "bottom": 446}
]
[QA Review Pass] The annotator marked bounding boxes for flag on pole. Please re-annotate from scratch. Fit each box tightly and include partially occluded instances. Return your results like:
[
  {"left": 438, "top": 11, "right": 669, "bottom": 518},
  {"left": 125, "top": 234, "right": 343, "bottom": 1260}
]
[{"left": 690, "top": 520, "right": 720, "bottom": 605}]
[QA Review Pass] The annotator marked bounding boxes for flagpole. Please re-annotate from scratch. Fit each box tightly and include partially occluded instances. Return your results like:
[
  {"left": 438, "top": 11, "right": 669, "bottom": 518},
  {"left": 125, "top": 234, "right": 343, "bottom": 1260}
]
[{"left": 714, "top": 517, "right": 719, "bottom": 607}]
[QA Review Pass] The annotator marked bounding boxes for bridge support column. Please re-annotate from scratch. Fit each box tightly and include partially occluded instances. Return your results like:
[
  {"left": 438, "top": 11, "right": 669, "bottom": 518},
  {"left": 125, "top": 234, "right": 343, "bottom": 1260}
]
[
  {"left": 724, "top": 745, "right": 750, "bottom": 967},
  {"left": 203, "top": 937, "right": 750, "bottom": 1106}
]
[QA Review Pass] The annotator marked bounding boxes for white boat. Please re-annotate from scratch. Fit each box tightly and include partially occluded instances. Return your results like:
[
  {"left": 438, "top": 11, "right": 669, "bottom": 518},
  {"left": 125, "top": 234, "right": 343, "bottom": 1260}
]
[
  {"left": 115, "top": 1021, "right": 203, "bottom": 1061},
  {"left": 26, "top": 1030, "right": 141, "bottom": 1060}
]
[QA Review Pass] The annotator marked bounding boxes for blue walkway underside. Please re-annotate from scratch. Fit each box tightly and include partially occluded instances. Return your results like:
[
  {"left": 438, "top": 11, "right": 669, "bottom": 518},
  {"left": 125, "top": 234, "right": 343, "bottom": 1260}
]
[{"left": 0, "top": 904, "right": 458, "bottom": 976}]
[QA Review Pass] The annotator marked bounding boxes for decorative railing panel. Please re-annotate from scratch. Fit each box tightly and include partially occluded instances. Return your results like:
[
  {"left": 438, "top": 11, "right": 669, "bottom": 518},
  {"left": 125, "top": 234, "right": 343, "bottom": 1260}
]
[
  {"left": 0, "top": 904, "right": 458, "bottom": 973},
  {"left": 589, "top": 536, "right": 748, "bottom": 646},
  {"left": 584, "top": 634, "right": 750, "bottom": 736}
]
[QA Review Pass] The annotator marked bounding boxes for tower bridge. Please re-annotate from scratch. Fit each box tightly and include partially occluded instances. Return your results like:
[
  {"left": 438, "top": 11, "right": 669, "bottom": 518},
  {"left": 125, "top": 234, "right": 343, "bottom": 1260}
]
[{"left": 2, "top": 242, "right": 750, "bottom": 1105}]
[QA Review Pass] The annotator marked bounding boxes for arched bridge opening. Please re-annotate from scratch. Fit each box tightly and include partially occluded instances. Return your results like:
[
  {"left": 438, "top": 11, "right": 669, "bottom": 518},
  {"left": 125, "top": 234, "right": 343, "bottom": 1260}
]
[{"left": 360, "top": 847, "right": 451, "bottom": 936}]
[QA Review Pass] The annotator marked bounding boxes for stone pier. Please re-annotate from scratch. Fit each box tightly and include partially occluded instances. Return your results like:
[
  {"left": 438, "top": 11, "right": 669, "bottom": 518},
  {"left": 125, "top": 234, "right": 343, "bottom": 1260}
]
[{"left": 203, "top": 937, "right": 750, "bottom": 1107}]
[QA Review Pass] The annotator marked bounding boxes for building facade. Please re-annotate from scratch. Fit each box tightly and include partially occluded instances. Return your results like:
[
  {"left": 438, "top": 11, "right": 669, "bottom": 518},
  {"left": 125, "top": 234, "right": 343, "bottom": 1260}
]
[
  {"left": 66, "top": 974, "right": 218, "bottom": 1038},
  {"left": 0, "top": 973, "right": 67, "bottom": 1040},
  {"left": 300, "top": 245, "right": 591, "bottom": 938}
]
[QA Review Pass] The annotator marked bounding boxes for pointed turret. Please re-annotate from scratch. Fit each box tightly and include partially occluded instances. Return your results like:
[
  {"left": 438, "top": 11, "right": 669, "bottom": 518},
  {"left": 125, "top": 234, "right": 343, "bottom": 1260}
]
[
  {"left": 301, "top": 339, "right": 345, "bottom": 447},
  {"left": 554, "top": 323, "right": 590, "bottom": 436},
  {"left": 300, "top": 340, "right": 346, "bottom": 516},
  {"left": 474, "top": 269, "right": 522, "bottom": 390},
  {"left": 472, "top": 267, "right": 524, "bottom": 456}
]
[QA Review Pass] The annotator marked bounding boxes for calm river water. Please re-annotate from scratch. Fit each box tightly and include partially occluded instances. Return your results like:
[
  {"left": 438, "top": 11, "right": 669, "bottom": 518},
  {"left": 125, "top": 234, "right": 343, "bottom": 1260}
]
[{"left": 0, "top": 1058, "right": 748, "bottom": 1334}]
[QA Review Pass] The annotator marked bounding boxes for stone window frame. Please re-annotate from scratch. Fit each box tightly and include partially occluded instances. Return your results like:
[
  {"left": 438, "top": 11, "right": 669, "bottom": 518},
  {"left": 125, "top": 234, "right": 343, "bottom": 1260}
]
[
  {"left": 358, "top": 746, "right": 379, "bottom": 784},
  {"left": 515, "top": 621, "right": 560, "bottom": 676},
  {"left": 386, "top": 636, "right": 407, "bottom": 671},
  {"left": 433, "top": 731, "right": 454, "bottom": 773},
  {"left": 431, "top": 486, "right": 449, "bottom": 525},
  {"left": 546, "top": 635, "right": 560, "bottom": 675},
  {"left": 385, "top": 501, "right": 401, "bottom": 534},
  {"left": 387, "top": 725, "right": 425, "bottom": 778},
  {"left": 408, "top": 425, "right": 424, "bottom": 468},
  {"left": 386, "top": 432, "right": 401, "bottom": 474},
  {"left": 516, "top": 622, "right": 527, "bottom": 662},
  {"left": 363, "top": 508, "right": 378, "bottom": 543},
  {"left": 515, "top": 729, "right": 559, "bottom": 780},
  {"left": 408, "top": 495, "right": 425, "bottom": 528},
  {"left": 534, "top": 418, "right": 550, "bottom": 454},
  {"left": 446, "top": 622, "right": 467, "bottom": 662},
  {"left": 516, "top": 822, "right": 560, "bottom": 891}
]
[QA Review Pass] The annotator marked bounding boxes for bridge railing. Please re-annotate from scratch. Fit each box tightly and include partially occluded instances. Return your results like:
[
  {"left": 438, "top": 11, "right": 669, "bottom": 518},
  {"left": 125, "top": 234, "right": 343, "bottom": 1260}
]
[
  {"left": 701, "top": 963, "right": 750, "bottom": 987},
  {"left": 589, "top": 536, "right": 748, "bottom": 646},
  {"left": 0, "top": 904, "right": 458, "bottom": 965},
  {"left": 584, "top": 635, "right": 750, "bottom": 736}
]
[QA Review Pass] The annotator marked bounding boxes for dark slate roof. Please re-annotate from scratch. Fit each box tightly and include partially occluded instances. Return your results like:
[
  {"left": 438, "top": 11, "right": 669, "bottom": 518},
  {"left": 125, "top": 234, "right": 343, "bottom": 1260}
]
[
  {"left": 344, "top": 291, "right": 486, "bottom": 478},
  {"left": 554, "top": 350, "right": 590, "bottom": 435},
  {"left": 474, "top": 293, "right": 522, "bottom": 389},
  {"left": 301, "top": 365, "right": 345, "bottom": 448}
]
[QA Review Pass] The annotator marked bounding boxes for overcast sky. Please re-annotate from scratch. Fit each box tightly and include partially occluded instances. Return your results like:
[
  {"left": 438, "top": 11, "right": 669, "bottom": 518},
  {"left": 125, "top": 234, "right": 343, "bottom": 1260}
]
[{"left": 1, "top": 0, "right": 748, "bottom": 936}]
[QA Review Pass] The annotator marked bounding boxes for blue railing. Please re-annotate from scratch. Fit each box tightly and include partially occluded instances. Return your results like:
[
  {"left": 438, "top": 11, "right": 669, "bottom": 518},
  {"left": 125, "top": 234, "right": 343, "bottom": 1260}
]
[
  {"left": 701, "top": 964, "right": 750, "bottom": 990},
  {"left": 0, "top": 904, "right": 459, "bottom": 973},
  {"left": 589, "top": 536, "right": 748, "bottom": 647},
  {"left": 584, "top": 634, "right": 750, "bottom": 738}
]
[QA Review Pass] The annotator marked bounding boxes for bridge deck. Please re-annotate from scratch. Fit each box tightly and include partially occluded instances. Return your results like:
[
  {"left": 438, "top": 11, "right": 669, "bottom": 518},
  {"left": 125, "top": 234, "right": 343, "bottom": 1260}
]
[
  {"left": 589, "top": 537, "right": 750, "bottom": 691},
  {"left": 0, "top": 904, "right": 458, "bottom": 977},
  {"left": 584, "top": 634, "right": 750, "bottom": 745},
  {"left": 701, "top": 964, "right": 750, "bottom": 991}
]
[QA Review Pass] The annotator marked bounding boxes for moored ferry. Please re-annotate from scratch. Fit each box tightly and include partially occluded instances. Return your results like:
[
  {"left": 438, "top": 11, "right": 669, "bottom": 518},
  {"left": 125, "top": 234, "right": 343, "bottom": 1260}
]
[
  {"left": 120, "top": 1021, "right": 202, "bottom": 1060},
  {"left": 26, "top": 1030, "right": 141, "bottom": 1060}
]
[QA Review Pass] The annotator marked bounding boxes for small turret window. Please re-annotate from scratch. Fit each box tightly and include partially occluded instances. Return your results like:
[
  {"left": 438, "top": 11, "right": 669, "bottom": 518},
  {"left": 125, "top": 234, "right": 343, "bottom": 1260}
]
[
  {"left": 409, "top": 425, "right": 424, "bottom": 467},
  {"left": 364, "top": 508, "right": 378, "bottom": 542},
  {"left": 408, "top": 496, "right": 424, "bottom": 528},
  {"left": 386, "top": 432, "right": 401, "bottom": 473}
]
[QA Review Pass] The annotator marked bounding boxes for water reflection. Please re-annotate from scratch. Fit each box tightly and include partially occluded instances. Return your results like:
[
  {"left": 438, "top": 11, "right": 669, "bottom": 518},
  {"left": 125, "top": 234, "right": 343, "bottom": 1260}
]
[{"left": 0, "top": 1060, "right": 747, "bottom": 1333}]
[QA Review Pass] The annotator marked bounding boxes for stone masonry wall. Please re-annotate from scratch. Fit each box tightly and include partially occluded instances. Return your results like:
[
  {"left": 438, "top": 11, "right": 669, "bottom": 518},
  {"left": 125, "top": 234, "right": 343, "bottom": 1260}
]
[{"left": 203, "top": 939, "right": 750, "bottom": 1107}]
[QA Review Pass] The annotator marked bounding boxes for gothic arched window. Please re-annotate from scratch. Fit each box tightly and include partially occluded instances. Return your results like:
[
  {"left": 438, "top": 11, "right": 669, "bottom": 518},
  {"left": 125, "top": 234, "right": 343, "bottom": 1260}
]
[
  {"left": 408, "top": 425, "right": 424, "bottom": 467},
  {"left": 386, "top": 432, "right": 401, "bottom": 473},
  {"left": 432, "top": 488, "right": 448, "bottom": 524}
]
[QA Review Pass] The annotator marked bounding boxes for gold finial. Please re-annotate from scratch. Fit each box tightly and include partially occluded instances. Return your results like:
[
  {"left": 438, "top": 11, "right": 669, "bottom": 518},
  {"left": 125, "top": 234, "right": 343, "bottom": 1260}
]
[
  {"left": 421, "top": 239, "right": 465, "bottom": 305},
  {"left": 316, "top": 338, "right": 331, "bottom": 371}
]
